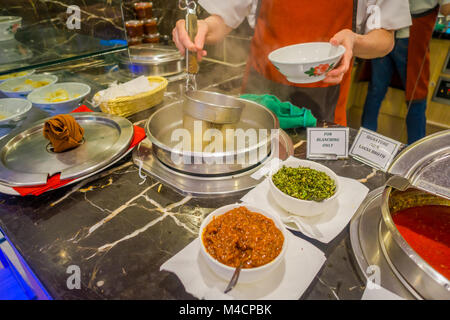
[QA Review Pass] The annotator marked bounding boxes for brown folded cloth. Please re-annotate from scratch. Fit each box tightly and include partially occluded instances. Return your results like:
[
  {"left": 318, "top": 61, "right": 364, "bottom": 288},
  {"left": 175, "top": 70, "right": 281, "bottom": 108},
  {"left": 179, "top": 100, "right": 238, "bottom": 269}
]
[{"left": 43, "top": 114, "right": 84, "bottom": 153}]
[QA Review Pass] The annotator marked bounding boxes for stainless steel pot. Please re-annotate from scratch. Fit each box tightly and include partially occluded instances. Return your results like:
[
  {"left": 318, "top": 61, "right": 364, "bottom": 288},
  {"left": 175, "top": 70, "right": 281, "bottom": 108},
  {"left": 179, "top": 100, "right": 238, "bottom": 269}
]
[
  {"left": 376, "top": 130, "right": 450, "bottom": 299},
  {"left": 118, "top": 44, "right": 184, "bottom": 77},
  {"left": 145, "top": 99, "right": 279, "bottom": 176},
  {"left": 380, "top": 187, "right": 450, "bottom": 299}
]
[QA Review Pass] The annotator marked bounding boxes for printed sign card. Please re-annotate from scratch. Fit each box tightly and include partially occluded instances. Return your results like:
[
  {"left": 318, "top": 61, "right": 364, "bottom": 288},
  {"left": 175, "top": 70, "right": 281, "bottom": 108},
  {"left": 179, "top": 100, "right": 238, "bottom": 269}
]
[
  {"left": 349, "top": 128, "right": 401, "bottom": 171},
  {"left": 307, "top": 128, "right": 349, "bottom": 160}
]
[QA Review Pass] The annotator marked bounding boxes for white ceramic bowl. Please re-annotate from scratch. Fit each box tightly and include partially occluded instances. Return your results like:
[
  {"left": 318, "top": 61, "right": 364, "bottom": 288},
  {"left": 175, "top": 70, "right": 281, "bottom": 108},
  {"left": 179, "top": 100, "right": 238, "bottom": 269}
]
[
  {"left": 0, "top": 74, "right": 58, "bottom": 98},
  {"left": 27, "top": 82, "right": 91, "bottom": 115},
  {"left": 0, "top": 98, "right": 32, "bottom": 125},
  {"left": 269, "top": 158, "right": 340, "bottom": 217},
  {"left": 0, "top": 16, "right": 22, "bottom": 42},
  {"left": 199, "top": 203, "right": 288, "bottom": 284},
  {"left": 0, "top": 69, "right": 35, "bottom": 84},
  {"left": 268, "top": 42, "right": 345, "bottom": 84}
]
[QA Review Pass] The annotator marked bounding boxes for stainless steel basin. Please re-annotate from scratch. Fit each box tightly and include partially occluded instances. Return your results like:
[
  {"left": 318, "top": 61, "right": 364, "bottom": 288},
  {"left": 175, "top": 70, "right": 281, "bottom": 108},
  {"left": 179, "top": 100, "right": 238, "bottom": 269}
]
[{"left": 145, "top": 99, "right": 279, "bottom": 176}]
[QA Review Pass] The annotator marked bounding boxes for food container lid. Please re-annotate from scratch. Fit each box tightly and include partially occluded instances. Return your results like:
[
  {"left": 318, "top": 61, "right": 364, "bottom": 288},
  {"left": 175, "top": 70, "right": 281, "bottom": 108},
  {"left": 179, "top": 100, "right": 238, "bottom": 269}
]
[
  {"left": 0, "top": 112, "right": 133, "bottom": 186},
  {"left": 144, "top": 33, "right": 160, "bottom": 38},
  {"left": 144, "top": 17, "right": 158, "bottom": 24},
  {"left": 125, "top": 20, "right": 144, "bottom": 26},
  {"left": 120, "top": 44, "right": 183, "bottom": 64},
  {"left": 134, "top": 2, "right": 153, "bottom": 8},
  {"left": 388, "top": 129, "right": 450, "bottom": 200}
]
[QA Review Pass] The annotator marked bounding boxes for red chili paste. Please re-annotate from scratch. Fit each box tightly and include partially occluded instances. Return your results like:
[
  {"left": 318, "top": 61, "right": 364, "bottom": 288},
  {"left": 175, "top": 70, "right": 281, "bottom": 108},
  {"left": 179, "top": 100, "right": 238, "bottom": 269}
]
[{"left": 393, "top": 205, "right": 450, "bottom": 280}]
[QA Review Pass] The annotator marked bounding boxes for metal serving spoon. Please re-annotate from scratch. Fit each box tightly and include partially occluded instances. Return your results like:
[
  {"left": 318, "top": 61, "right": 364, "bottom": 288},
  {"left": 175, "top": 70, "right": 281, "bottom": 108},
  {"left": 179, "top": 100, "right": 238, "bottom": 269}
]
[{"left": 224, "top": 260, "right": 244, "bottom": 294}]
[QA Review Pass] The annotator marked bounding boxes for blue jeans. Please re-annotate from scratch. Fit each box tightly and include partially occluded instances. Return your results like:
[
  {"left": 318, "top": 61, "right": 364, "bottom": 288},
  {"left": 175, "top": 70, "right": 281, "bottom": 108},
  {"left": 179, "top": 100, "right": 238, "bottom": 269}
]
[{"left": 361, "top": 38, "right": 427, "bottom": 144}]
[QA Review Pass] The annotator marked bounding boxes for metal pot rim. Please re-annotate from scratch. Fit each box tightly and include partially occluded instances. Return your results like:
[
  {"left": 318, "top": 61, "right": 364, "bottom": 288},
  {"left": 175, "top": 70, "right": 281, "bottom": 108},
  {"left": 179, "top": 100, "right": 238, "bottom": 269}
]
[
  {"left": 380, "top": 186, "right": 450, "bottom": 287},
  {"left": 184, "top": 90, "right": 245, "bottom": 111},
  {"left": 119, "top": 44, "right": 184, "bottom": 64}
]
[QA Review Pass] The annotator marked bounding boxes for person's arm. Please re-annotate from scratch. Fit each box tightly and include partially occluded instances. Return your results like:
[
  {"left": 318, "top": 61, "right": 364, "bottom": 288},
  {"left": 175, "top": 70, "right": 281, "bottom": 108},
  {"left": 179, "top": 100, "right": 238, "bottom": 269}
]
[
  {"left": 353, "top": 29, "right": 395, "bottom": 58},
  {"left": 323, "top": 0, "right": 411, "bottom": 85},
  {"left": 173, "top": 0, "right": 252, "bottom": 61},
  {"left": 172, "top": 15, "right": 232, "bottom": 61},
  {"left": 323, "top": 28, "right": 394, "bottom": 84}
]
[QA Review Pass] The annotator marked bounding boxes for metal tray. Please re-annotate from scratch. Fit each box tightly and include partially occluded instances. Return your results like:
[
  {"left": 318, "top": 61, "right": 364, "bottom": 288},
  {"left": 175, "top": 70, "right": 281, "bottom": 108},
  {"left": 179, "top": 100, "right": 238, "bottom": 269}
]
[
  {"left": 0, "top": 112, "right": 133, "bottom": 187},
  {"left": 0, "top": 144, "right": 134, "bottom": 196}
]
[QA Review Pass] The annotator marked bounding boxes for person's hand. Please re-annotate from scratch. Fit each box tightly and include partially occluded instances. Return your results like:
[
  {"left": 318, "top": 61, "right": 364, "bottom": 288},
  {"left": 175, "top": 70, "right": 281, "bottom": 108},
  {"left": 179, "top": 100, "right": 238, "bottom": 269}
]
[
  {"left": 172, "top": 19, "right": 209, "bottom": 61},
  {"left": 323, "top": 29, "right": 357, "bottom": 84}
]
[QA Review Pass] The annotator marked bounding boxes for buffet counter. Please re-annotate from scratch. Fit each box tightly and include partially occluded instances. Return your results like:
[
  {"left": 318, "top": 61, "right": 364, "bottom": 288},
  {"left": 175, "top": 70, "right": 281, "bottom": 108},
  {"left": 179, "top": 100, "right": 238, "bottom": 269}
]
[{"left": 0, "top": 52, "right": 392, "bottom": 300}]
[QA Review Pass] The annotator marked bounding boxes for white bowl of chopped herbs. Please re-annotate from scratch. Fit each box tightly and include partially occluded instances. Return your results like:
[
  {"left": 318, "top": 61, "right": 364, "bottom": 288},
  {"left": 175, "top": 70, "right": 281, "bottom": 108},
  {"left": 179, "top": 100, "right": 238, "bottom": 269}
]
[{"left": 269, "top": 158, "right": 339, "bottom": 217}]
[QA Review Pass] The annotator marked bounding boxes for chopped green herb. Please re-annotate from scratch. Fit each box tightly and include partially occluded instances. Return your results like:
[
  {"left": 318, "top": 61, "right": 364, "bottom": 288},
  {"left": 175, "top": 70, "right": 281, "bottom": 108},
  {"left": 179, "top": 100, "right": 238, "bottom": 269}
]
[{"left": 272, "top": 166, "right": 336, "bottom": 202}]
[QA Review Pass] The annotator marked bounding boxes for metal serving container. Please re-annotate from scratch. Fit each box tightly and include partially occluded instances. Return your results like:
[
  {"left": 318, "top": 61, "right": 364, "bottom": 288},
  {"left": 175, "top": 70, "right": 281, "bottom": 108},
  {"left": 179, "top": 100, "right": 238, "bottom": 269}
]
[
  {"left": 380, "top": 188, "right": 450, "bottom": 299},
  {"left": 145, "top": 99, "right": 278, "bottom": 176},
  {"left": 183, "top": 90, "right": 245, "bottom": 124},
  {"left": 379, "top": 130, "right": 450, "bottom": 299},
  {"left": 118, "top": 44, "right": 184, "bottom": 77},
  {"left": 350, "top": 130, "right": 450, "bottom": 299},
  {"left": 0, "top": 112, "right": 133, "bottom": 186}
]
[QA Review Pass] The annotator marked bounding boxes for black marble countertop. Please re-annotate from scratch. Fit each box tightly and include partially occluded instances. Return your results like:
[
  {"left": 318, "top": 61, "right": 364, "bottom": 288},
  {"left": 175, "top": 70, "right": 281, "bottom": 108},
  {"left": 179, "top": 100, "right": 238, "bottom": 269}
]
[{"left": 0, "top": 53, "right": 391, "bottom": 300}]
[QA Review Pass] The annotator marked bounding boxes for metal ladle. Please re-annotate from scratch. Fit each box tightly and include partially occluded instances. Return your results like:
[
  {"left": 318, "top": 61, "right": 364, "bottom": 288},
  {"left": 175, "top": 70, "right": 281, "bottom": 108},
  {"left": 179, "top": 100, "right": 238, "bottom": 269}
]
[
  {"left": 179, "top": 0, "right": 198, "bottom": 91},
  {"left": 180, "top": 0, "right": 243, "bottom": 125},
  {"left": 386, "top": 174, "right": 450, "bottom": 200},
  {"left": 184, "top": 90, "right": 245, "bottom": 124}
]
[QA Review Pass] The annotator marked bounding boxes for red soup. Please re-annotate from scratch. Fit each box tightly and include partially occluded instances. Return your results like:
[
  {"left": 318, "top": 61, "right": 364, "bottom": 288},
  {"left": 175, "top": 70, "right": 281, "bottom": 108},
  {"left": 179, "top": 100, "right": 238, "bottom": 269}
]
[{"left": 393, "top": 205, "right": 450, "bottom": 280}]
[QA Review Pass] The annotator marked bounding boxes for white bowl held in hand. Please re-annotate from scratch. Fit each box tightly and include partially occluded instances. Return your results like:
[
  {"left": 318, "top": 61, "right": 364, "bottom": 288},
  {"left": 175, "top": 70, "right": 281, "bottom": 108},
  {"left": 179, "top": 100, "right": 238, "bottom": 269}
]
[
  {"left": 268, "top": 42, "right": 345, "bottom": 84},
  {"left": 0, "top": 98, "right": 32, "bottom": 125},
  {"left": 0, "top": 74, "right": 58, "bottom": 98},
  {"left": 199, "top": 203, "right": 288, "bottom": 284},
  {"left": 27, "top": 82, "right": 91, "bottom": 115},
  {"left": 269, "top": 158, "right": 340, "bottom": 217}
]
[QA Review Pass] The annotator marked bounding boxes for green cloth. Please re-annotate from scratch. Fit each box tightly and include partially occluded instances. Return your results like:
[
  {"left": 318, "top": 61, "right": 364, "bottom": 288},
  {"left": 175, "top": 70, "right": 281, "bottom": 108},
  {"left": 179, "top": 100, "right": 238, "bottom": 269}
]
[{"left": 240, "top": 94, "right": 317, "bottom": 129}]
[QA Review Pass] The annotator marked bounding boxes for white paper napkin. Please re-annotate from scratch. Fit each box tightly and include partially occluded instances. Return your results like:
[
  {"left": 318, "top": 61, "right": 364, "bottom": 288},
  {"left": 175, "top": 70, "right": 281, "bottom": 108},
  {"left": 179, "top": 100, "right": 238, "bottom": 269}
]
[
  {"left": 160, "top": 232, "right": 326, "bottom": 300},
  {"left": 361, "top": 281, "right": 405, "bottom": 300},
  {"left": 241, "top": 168, "right": 369, "bottom": 244}
]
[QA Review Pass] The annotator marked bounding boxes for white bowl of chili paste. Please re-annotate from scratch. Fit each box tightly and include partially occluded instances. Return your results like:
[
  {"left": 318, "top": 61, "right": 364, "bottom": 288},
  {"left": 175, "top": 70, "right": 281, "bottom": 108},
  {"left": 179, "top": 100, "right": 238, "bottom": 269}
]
[
  {"left": 269, "top": 158, "right": 340, "bottom": 217},
  {"left": 200, "top": 204, "right": 288, "bottom": 284}
]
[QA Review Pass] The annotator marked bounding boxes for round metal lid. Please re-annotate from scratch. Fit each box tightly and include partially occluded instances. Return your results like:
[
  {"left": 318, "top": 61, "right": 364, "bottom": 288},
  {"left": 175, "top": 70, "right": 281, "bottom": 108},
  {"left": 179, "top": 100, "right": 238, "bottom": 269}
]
[
  {"left": 0, "top": 112, "right": 134, "bottom": 187},
  {"left": 388, "top": 129, "right": 450, "bottom": 200},
  {"left": 119, "top": 44, "right": 184, "bottom": 64}
]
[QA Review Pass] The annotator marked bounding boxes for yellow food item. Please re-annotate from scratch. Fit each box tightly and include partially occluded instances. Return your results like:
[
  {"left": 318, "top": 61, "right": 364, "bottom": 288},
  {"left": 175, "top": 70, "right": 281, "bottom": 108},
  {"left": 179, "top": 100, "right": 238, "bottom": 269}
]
[
  {"left": 13, "top": 79, "right": 50, "bottom": 92},
  {"left": 0, "top": 114, "right": 5, "bottom": 120},
  {"left": 45, "top": 89, "right": 70, "bottom": 103},
  {"left": 25, "top": 79, "right": 50, "bottom": 88},
  {"left": 0, "top": 71, "right": 28, "bottom": 80}
]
